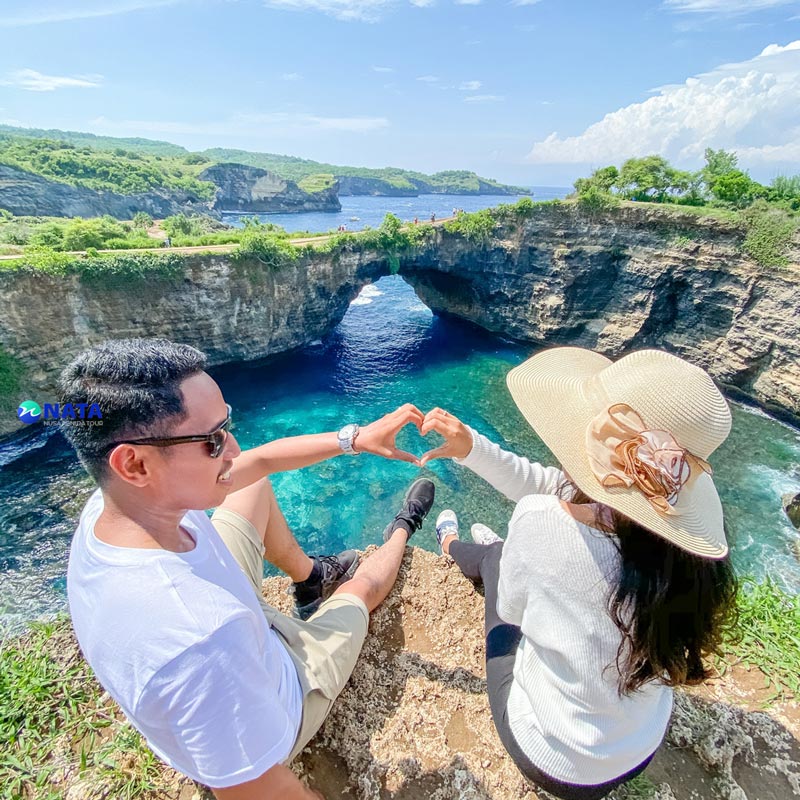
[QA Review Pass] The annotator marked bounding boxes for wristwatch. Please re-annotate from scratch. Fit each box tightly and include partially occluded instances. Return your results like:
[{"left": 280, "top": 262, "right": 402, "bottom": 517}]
[{"left": 337, "top": 423, "right": 360, "bottom": 455}]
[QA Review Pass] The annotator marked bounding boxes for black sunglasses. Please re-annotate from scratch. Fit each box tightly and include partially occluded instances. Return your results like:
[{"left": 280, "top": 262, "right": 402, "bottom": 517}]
[{"left": 106, "top": 404, "right": 233, "bottom": 459}]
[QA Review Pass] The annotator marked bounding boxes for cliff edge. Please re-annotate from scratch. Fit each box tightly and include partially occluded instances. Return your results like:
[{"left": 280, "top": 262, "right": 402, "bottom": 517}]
[{"left": 23, "top": 548, "right": 799, "bottom": 800}]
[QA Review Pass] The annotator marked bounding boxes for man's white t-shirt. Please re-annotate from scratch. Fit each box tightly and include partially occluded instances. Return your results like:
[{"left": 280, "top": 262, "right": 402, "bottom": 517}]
[{"left": 67, "top": 489, "right": 304, "bottom": 788}]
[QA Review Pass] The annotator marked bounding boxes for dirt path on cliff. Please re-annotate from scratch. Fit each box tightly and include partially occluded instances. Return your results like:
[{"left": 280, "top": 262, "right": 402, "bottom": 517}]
[{"left": 0, "top": 218, "right": 457, "bottom": 262}]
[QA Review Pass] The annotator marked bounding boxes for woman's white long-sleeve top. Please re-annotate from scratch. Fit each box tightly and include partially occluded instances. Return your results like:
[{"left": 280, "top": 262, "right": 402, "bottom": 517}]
[{"left": 454, "top": 428, "right": 673, "bottom": 784}]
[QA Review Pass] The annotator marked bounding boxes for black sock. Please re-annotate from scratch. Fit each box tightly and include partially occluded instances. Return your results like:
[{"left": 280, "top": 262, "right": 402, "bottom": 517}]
[
  {"left": 295, "top": 558, "right": 322, "bottom": 586},
  {"left": 392, "top": 518, "right": 413, "bottom": 537}
]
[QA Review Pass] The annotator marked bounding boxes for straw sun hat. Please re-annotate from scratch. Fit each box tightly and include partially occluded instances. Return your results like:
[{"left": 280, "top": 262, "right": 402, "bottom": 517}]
[{"left": 506, "top": 347, "right": 732, "bottom": 559}]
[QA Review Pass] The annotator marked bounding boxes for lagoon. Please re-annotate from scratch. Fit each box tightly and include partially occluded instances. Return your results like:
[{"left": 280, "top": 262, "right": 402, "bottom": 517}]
[
  {"left": 1, "top": 276, "right": 798, "bottom": 633},
  {"left": 221, "top": 189, "right": 569, "bottom": 233}
]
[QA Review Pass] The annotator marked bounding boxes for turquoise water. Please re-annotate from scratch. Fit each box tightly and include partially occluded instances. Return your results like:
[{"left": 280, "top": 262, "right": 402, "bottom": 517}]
[
  {"left": 220, "top": 189, "right": 569, "bottom": 234},
  {"left": 1, "top": 276, "right": 799, "bottom": 632}
]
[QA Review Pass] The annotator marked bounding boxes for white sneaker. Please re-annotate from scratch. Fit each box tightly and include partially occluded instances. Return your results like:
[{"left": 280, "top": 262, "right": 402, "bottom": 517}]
[
  {"left": 435, "top": 509, "right": 459, "bottom": 554},
  {"left": 471, "top": 523, "right": 502, "bottom": 546}
]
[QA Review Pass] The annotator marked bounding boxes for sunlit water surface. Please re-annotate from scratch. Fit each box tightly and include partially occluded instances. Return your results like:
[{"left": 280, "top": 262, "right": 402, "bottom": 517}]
[{"left": 1, "top": 277, "right": 798, "bottom": 633}]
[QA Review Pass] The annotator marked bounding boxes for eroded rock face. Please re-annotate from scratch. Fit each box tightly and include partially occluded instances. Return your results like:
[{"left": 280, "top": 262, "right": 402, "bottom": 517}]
[
  {"left": 0, "top": 249, "right": 387, "bottom": 435},
  {"left": 0, "top": 164, "right": 209, "bottom": 219},
  {"left": 272, "top": 548, "right": 799, "bottom": 800},
  {"left": 401, "top": 204, "right": 800, "bottom": 422},
  {"left": 783, "top": 493, "right": 800, "bottom": 529},
  {"left": 1, "top": 203, "right": 799, "bottom": 438},
  {"left": 200, "top": 163, "right": 341, "bottom": 212}
]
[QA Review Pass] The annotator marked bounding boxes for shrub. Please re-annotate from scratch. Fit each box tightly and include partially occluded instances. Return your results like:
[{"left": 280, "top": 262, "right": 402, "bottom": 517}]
[
  {"left": 162, "top": 214, "right": 201, "bottom": 238},
  {"left": 132, "top": 211, "right": 153, "bottom": 230},
  {"left": 234, "top": 231, "right": 298, "bottom": 270},
  {"left": 443, "top": 208, "right": 496, "bottom": 243},
  {"left": 740, "top": 201, "right": 797, "bottom": 268},
  {"left": 576, "top": 185, "right": 620, "bottom": 214}
]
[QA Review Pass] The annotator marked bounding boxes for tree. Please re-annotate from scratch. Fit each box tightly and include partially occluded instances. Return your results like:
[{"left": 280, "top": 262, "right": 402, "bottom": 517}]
[
  {"left": 703, "top": 148, "right": 738, "bottom": 182},
  {"left": 132, "top": 211, "right": 153, "bottom": 231},
  {"left": 710, "top": 170, "right": 766, "bottom": 207},
  {"left": 574, "top": 165, "right": 618, "bottom": 196},
  {"left": 617, "top": 156, "right": 681, "bottom": 202}
]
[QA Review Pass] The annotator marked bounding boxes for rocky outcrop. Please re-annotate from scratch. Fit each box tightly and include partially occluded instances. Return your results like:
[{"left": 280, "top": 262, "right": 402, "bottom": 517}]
[
  {"left": 337, "top": 176, "right": 417, "bottom": 197},
  {"left": 400, "top": 203, "right": 800, "bottom": 422},
  {"left": 200, "top": 163, "right": 341, "bottom": 212},
  {"left": 19, "top": 549, "right": 800, "bottom": 800},
  {"left": 784, "top": 493, "right": 800, "bottom": 529},
  {"left": 0, "top": 164, "right": 209, "bottom": 219},
  {"left": 0, "top": 248, "right": 388, "bottom": 435}
]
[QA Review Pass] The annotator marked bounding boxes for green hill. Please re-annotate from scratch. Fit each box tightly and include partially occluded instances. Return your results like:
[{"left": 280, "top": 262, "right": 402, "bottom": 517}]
[{"left": 0, "top": 125, "right": 527, "bottom": 197}]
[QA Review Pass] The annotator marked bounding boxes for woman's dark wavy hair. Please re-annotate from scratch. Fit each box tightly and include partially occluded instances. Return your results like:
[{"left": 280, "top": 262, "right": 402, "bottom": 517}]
[{"left": 561, "top": 482, "right": 738, "bottom": 696}]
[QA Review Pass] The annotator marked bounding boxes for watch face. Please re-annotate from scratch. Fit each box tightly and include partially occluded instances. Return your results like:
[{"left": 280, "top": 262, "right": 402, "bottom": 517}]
[{"left": 339, "top": 423, "right": 357, "bottom": 438}]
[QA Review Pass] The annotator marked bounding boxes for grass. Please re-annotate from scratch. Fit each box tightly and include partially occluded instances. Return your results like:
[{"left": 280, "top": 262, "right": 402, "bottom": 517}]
[
  {"left": 0, "top": 619, "right": 183, "bottom": 800},
  {"left": 721, "top": 576, "right": 800, "bottom": 699}
]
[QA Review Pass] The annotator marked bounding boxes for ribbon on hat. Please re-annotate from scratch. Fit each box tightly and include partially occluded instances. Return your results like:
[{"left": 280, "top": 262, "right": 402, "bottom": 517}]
[{"left": 585, "top": 403, "right": 712, "bottom": 515}]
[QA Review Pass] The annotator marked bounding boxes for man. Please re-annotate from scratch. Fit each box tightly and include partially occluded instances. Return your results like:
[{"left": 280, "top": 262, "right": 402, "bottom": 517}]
[{"left": 62, "top": 338, "right": 435, "bottom": 799}]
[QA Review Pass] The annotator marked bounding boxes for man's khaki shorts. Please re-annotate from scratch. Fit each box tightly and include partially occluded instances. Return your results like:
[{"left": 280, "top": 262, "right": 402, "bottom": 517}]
[{"left": 211, "top": 507, "right": 369, "bottom": 761}]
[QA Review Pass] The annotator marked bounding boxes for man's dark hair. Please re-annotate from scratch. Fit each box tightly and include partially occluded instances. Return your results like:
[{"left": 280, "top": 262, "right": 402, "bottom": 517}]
[{"left": 58, "top": 338, "right": 207, "bottom": 482}]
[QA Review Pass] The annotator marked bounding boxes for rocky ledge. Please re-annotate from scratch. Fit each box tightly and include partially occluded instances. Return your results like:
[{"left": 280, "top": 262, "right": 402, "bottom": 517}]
[
  {"left": 0, "top": 164, "right": 210, "bottom": 220},
  {"left": 44, "top": 549, "right": 800, "bottom": 800},
  {"left": 200, "top": 163, "right": 341, "bottom": 213}
]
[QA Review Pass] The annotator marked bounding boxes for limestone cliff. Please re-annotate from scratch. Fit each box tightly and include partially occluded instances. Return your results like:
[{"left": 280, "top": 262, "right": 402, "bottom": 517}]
[
  {"left": 0, "top": 164, "right": 209, "bottom": 219},
  {"left": 0, "top": 248, "right": 387, "bottom": 435},
  {"left": 200, "top": 163, "right": 341, "bottom": 213},
  {"left": 1, "top": 203, "right": 799, "bottom": 439},
  {"left": 401, "top": 204, "right": 800, "bottom": 422},
  {"left": 337, "top": 176, "right": 417, "bottom": 197}
]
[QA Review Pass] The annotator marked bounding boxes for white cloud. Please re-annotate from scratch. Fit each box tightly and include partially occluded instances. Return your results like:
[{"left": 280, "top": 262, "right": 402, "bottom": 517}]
[
  {"left": 459, "top": 80, "right": 482, "bottom": 91},
  {"left": 90, "top": 112, "right": 389, "bottom": 136},
  {"left": 0, "top": 0, "right": 183, "bottom": 27},
  {"left": 455, "top": 0, "right": 482, "bottom": 4},
  {"left": 261, "top": 0, "right": 394, "bottom": 21},
  {"left": 410, "top": 0, "right": 435, "bottom": 6},
  {"left": 417, "top": 75, "right": 439, "bottom": 82},
  {"left": 281, "top": 72, "right": 302, "bottom": 80},
  {"left": 510, "top": 0, "right": 542, "bottom": 5},
  {"left": 663, "top": 0, "right": 796, "bottom": 13},
  {"left": 464, "top": 94, "right": 504, "bottom": 103},
  {"left": 372, "top": 65, "right": 395, "bottom": 72},
  {"left": 0, "top": 69, "right": 103, "bottom": 92},
  {"left": 527, "top": 40, "right": 800, "bottom": 167}
]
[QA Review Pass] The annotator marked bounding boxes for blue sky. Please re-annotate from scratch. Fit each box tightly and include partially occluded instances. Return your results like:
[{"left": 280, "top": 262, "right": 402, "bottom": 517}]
[{"left": 1, "top": 0, "right": 799, "bottom": 186}]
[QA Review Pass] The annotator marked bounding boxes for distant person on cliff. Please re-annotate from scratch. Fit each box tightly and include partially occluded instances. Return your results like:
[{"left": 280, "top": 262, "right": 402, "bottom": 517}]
[
  {"left": 420, "top": 347, "right": 737, "bottom": 800},
  {"left": 61, "top": 338, "right": 435, "bottom": 800},
  {"left": 430, "top": 212, "right": 436, "bottom": 223}
]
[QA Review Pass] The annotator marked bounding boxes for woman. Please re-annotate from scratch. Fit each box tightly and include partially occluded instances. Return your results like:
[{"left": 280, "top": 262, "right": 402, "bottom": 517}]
[{"left": 420, "top": 347, "right": 737, "bottom": 800}]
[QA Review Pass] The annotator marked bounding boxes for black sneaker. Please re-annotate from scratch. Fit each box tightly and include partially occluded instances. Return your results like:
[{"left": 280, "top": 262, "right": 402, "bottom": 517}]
[
  {"left": 382, "top": 478, "right": 436, "bottom": 543},
  {"left": 291, "top": 550, "right": 360, "bottom": 620}
]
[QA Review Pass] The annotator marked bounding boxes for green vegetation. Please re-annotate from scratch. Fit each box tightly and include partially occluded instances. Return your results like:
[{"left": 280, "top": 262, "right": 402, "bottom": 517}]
[
  {"left": 444, "top": 208, "right": 497, "bottom": 242},
  {"left": 0, "top": 619, "right": 166, "bottom": 800},
  {"left": 571, "top": 150, "right": 800, "bottom": 266},
  {"left": 233, "top": 219, "right": 299, "bottom": 270},
  {"left": 740, "top": 201, "right": 798, "bottom": 268},
  {"left": 0, "top": 124, "right": 527, "bottom": 198},
  {"left": 0, "top": 135, "right": 215, "bottom": 198},
  {"left": 297, "top": 173, "right": 336, "bottom": 194},
  {"left": 722, "top": 576, "right": 800, "bottom": 699},
  {"left": 0, "top": 346, "right": 25, "bottom": 398}
]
